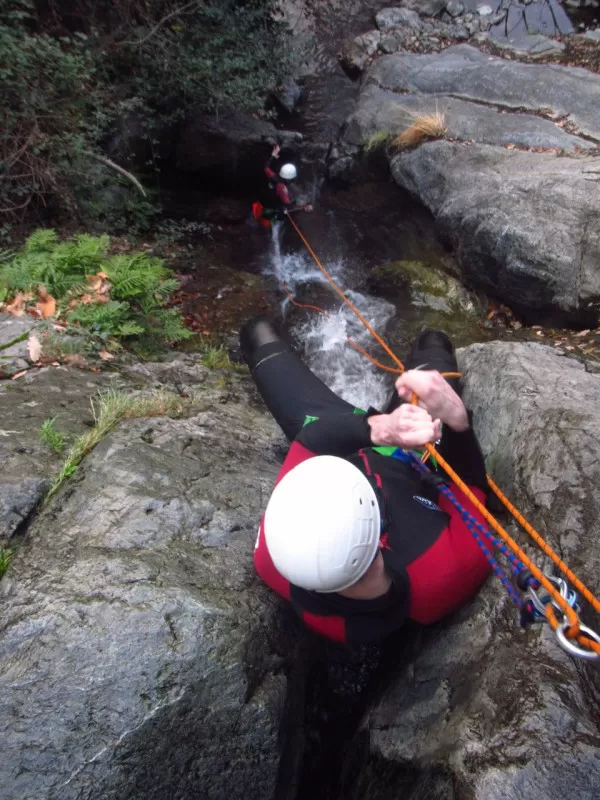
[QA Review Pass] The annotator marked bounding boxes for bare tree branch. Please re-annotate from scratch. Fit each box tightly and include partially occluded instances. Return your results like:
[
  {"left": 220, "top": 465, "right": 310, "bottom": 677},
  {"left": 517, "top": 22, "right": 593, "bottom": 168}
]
[
  {"left": 119, "top": 1, "right": 200, "bottom": 47},
  {"left": 92, "top": 154, "right": 147, "bottom": 197}
]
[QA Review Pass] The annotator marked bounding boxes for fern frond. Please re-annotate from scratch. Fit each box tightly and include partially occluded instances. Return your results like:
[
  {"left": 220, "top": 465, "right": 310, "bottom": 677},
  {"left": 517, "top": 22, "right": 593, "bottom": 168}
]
[{"left": 24, "top": 229, "right": 59, "bottom": 253}]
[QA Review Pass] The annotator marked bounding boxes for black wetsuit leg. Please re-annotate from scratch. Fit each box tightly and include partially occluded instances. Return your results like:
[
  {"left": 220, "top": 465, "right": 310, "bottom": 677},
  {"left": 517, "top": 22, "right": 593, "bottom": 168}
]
[
  {"left": 383, "top": 330, "right": 460, "bottom": 414},
  {"left": 240, "top": 317, "right": 355, "bottom": 441}
]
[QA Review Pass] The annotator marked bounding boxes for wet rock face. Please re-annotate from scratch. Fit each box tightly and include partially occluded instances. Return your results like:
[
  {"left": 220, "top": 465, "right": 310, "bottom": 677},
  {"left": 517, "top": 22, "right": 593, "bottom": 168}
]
[
  {"left": 0, "top": 358, "right": 139, "bottom": 546},
  {"left": 0, "top": 360, "right": 292, "bottom": 800},
  {"left": 334, "top": 44, "right": 600, "bottom": 325},
  {"left": 172, "top": 110, "right": 302, "bottom": 185},
  {"left": 338, "top": 342, "right": 600, "bottom": 800}
]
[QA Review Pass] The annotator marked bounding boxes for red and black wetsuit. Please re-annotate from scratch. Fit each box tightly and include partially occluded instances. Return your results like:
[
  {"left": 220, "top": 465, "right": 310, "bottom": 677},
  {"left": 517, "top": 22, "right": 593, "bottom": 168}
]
[
  {"left": 242, "top": 319, "right": 491, "bottom": 645},
  {"left": 264, "top": 155, "right": 292, "bottom": 212}
]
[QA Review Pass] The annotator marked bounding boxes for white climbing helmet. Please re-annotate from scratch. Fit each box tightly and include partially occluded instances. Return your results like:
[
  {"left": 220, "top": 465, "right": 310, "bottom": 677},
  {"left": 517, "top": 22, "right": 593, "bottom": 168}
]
[
  {"left": 264, "top": 455, "right": 381, "bottom": 593},
  {"left": 279, "top": 163, "right": 297, "bottom": 181}
]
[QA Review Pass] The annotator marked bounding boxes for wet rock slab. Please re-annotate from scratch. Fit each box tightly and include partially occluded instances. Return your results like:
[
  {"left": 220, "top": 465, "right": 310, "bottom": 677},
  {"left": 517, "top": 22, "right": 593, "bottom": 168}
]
[
  {"left": 335, "top": 44, "right": 600, "bottom": 324},
  {"left": 0, "top": 362, "right": 289, "bottom": 800},
  {"left": 345, "top": 342, "right": 600, "bottom": 800},
  {"left": 0, "top": 364, "right": 138, "bottom": 545}
]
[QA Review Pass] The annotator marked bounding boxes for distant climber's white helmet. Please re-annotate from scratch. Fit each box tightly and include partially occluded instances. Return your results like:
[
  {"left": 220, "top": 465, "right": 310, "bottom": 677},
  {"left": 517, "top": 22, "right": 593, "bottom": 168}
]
[
  {"left": 279, "top": 163, "right": 297, "bottom": 181},
  {"left": 264, "top": 455, "right": 381, "bottom": 593}
]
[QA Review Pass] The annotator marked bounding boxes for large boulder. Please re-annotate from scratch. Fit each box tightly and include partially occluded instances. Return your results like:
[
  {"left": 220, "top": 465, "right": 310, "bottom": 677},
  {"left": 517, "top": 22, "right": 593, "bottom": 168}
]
[
  {"left": 173, "top": 110, "right": 302, "bottom": 184},
  {"left": 0, "top": 359, "right": 293, "bottom": 800},
  {"left": 334, "top": 45, "right": 600, "bottom": 325},
  {"left": 337, "top": 342, "right": 600, "bottom": 799}
]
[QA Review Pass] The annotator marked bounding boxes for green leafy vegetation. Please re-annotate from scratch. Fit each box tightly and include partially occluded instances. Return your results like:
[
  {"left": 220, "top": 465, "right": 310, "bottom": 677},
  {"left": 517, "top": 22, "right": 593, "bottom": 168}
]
[
  {"left": 45, "top": 388, "right": 201, "bottom": 501},
  {"left": 364, "top": 130, "right": 392, "bottom": 153},
  {"left": 40, "top": 417, "right": 67, "bottom": 454},
  {"left": 0, "top": 0, "right": 290, "bottom": 235},
  {"left": 0, "top": 229, "right": 192, "bottom": 345},
  {"left": 200, "top": 344, "right": 233, "bottom": 369},
  {"left": 0, "top": 548, "right": 13, "bottom": 579}
]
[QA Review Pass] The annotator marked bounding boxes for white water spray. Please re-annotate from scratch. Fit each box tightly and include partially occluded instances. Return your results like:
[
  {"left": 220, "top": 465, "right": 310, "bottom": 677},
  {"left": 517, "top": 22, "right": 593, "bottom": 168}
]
[{"left": 264, "top": 225, "right": 395, "bottom": 411}]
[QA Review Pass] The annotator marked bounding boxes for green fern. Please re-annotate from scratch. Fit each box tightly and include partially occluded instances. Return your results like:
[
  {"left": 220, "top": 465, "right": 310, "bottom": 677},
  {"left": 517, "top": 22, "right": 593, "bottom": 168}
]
[
  {"left": 117, "top": 321, "right": 146, "bottom": 337},
  {"left": 24, "top": 229, "right": 59, "bottom": 253},
  {"left": 1, "top": 229, "right": 190, "bottom": 346},
  {"left": 67, "top": 301, "right": 131, "bottom": 333}
]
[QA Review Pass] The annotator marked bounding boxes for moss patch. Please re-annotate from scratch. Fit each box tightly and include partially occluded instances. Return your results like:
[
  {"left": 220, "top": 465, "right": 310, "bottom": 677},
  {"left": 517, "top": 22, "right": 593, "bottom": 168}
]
[{"left": 371, "top": 259, "right": 480, "bottom": 309}]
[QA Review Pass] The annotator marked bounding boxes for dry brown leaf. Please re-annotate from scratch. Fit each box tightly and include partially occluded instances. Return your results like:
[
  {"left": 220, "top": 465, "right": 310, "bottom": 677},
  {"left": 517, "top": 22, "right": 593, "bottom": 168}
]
[
  {"left": 37, "top": 295, "right": 56, "bottom": 319},
  {"left": 6, "top": 292, "right": 33, "bottom": 316},
  {"left": 11, "top": 370, "right": 27, "bottom": 380},
  {"left": 52, "top": 323, "right": 67, "bottom": 332},
  {"left": 98, "top": 350, "right": 115, "bottom": 361},
  {"left": 62, "top": 354, "right": 88, "bottom": 368},
  {"left": 97, "top": 271, "right": 109, "bottom": 280},
  {"left": 575, "top": 329, "right": 591, "bottom": 337},
  {"left": 87, "top": 276, "right": 102, "bottom": 292},
  {"left": 27, "top": 334, "right": 42, "bottom": 363},
  {"left": 80, "top": 293, "right": 95, "bottom": 305}
]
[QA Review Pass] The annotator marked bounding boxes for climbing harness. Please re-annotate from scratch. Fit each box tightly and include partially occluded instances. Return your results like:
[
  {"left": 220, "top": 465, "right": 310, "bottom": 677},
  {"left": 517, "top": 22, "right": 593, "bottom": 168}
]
[{"left": 283, "top": 210, "right": 600, "bottom": 662}]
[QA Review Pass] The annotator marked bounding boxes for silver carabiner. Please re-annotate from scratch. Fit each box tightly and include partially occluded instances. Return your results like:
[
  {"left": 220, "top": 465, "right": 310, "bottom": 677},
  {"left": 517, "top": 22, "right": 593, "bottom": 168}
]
[
  {"left": 555, "top": 621, "right": 600, "bottom": 662},
  {"left": 526, "top": 576, "right": 580, "bottom": 621}
]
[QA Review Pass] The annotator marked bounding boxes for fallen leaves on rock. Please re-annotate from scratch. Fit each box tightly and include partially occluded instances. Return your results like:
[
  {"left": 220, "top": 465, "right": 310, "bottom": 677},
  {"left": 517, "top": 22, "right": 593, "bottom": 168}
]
[
  {"left": 27, "top": 334, "right": 42, "bottom": 363},
  {"left": 61, "top": 354, "right": 88, "bottom": 368},
  {"left": 37, "top": 287, "right": 56, "bottom": 318}
]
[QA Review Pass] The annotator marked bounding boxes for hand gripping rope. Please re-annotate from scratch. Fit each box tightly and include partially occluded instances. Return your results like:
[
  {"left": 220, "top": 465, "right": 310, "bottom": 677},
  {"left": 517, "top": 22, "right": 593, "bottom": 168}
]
[{"left": 285, "top": 211, "right": 600, "bottom": 661}]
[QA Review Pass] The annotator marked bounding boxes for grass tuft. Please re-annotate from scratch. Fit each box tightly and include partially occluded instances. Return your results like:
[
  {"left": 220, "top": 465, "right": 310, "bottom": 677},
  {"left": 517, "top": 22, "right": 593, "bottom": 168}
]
[
  {"left": 0, "top": 548, "right": 13, "bottom": 579},
  {"left": 200, "top": 345, "right": 232, "bottom": 369},
  {"left": 40, "top": 417, "right": 67, "bottom": 454},
  {"left": 45, "top": 389, "right": 192, "bottom": 502},
  {"left": 391, "top": 111, "right": 447, "bottom": 149},
  {"left": 364, "top": 130, "right": 392, "bottom": 153}
]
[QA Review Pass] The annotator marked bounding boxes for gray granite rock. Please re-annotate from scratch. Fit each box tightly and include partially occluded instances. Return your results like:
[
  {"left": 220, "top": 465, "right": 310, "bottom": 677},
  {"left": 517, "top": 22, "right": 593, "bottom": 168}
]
[
  {"left": 333, "top": 45, "right": 600, "bottom": 324},
  {"left": 376, "top": 7, "right": 423, "bottom": 31},
  {"left": 0, "top": 362, "right": 288, "bottom": 800},
  {"left": 340, "top": 342, "right": 600, "bottom": 800}
]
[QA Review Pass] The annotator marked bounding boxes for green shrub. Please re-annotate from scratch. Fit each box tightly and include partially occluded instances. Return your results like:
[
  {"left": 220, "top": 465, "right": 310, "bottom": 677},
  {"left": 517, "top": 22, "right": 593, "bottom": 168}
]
[
  {"left": 0, "top": 229, "right": 192, "bottom": 345},
  {"left": 1, "top": 0, "right": 291, "bottom": 233}
]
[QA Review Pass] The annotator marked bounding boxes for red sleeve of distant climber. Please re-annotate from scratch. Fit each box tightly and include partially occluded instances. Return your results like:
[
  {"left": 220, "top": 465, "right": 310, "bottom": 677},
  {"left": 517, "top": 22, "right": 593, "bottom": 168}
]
[
  {"left": 276, "top": 182, "right": 291, "bottom": 206},
  {"left": 264, "top": 155, "right": 277, "bottom": 180}
]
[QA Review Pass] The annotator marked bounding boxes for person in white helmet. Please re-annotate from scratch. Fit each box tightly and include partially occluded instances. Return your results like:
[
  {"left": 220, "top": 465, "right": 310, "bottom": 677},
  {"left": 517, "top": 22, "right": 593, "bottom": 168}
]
[
  {"left": 252, "top": 144, "right": 313, "bottom": 229},
  {"left": 240, "top": 318, "right": 491, "bottom": 644}
]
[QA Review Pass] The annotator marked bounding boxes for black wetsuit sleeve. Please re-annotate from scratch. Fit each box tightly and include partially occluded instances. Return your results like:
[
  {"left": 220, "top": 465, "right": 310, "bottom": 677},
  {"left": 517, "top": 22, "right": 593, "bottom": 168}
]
[
  {"left": 437, "top": 411, "right": 488, "bottom": 493},
  {"left": 295, "top": 413, "right": 375, "bottom": 457}
]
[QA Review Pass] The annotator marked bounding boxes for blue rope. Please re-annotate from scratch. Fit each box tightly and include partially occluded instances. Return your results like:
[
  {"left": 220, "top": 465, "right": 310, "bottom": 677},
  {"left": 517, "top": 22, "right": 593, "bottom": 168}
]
[{"left": 408, "top": 453, "right": 525, "bottom": 609}]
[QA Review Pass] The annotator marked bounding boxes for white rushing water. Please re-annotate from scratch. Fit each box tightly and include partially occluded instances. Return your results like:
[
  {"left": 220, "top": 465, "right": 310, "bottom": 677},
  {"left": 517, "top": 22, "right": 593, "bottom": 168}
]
[{"left": 263, "top": 224, "right": 395, "bottom": 411}]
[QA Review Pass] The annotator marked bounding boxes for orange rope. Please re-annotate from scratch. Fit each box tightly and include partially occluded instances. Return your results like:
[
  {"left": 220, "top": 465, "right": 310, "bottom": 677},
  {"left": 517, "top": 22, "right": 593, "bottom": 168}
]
[
  {"left": 487, "top": 476, "right": 600, "bottom": 617},
  {"left": 346, "top": 338, "right": 402, "bottom": 374},
  {"left": 281, "top": 281, "right": 329, "bottom": 316},
  {"left": 286, "top": 212, "right": 600, "bottom": 656}
]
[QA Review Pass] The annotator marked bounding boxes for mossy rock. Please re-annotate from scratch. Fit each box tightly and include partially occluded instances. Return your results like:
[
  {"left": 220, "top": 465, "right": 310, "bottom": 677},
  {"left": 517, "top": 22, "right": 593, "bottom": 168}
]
[{"left": 371, "top": 259, "right": 483, "bottom": 314}]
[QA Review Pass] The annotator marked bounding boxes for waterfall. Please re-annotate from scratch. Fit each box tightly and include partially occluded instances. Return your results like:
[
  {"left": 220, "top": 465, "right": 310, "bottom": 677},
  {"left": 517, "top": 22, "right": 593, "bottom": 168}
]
[{"left": 263, "top": 222, "right": 395, "bottom": 411}]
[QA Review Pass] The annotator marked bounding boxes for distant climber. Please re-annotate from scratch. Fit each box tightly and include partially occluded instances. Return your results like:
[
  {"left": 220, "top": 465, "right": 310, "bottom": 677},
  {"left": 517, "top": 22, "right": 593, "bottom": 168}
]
[
  {"left": 241, "top": 319, "right": 491, "bottom": 644},
  {"left": 252, "top": 144, "right": 313, "bottom": 229}
]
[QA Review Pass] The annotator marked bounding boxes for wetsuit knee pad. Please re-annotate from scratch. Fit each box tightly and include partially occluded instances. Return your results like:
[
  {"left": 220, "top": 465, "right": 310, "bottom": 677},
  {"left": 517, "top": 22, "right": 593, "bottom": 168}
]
[{"left": 240, "top": 317, "right": 285, "bottom": 367}]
